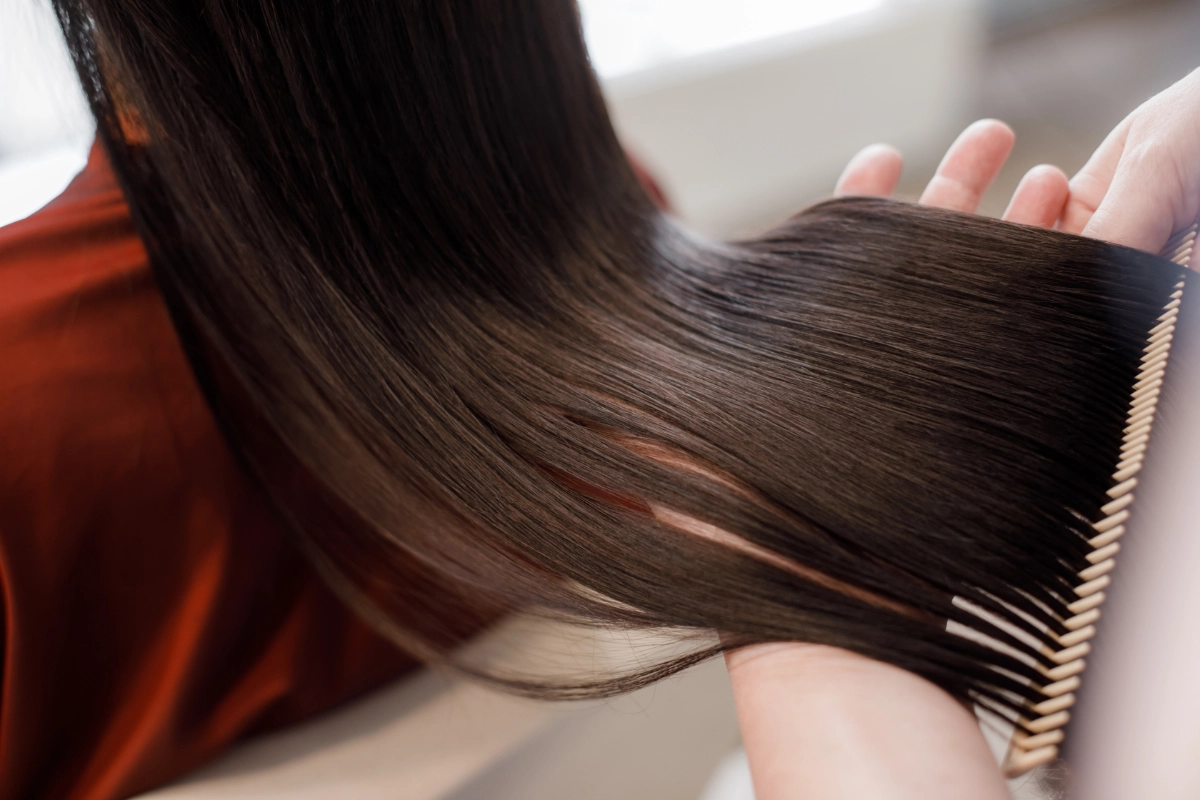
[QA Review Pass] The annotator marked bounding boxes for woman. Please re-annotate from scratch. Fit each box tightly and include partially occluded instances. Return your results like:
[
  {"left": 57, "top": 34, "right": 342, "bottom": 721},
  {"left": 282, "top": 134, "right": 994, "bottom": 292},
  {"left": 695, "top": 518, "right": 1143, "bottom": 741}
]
[{"left": 3, "top": 0, "right": 1199, "bottom": 797}]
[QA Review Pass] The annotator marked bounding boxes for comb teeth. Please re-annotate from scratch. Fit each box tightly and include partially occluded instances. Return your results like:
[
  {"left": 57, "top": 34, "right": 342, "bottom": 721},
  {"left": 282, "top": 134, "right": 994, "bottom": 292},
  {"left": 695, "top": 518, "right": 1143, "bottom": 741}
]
[{"left": 1002, "top": 221, "right": 1196, "bottom": 779}]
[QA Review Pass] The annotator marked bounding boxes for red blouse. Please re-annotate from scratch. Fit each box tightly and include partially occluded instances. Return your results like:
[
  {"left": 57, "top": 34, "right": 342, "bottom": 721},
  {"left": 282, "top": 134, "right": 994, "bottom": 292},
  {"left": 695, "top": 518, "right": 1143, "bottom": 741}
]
[{"left": 0, "top": 142, "right": 415, "bottom": 800}]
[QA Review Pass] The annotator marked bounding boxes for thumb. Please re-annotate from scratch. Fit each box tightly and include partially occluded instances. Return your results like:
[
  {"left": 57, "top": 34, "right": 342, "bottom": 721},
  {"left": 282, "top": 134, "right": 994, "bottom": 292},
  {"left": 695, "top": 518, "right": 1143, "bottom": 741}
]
[{"left": 1080, "top": 146, "right": 1182, "bottom": 253}]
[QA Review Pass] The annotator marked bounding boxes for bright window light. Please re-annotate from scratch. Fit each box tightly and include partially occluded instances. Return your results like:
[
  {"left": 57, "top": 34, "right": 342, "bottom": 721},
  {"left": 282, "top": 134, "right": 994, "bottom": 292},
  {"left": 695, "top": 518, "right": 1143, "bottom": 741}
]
[
  {"left": 0, "top": 146, "right": 89, "bottom": 228},
  {"left": 580, "top": 0, "right": 887, "bottom": 79}
]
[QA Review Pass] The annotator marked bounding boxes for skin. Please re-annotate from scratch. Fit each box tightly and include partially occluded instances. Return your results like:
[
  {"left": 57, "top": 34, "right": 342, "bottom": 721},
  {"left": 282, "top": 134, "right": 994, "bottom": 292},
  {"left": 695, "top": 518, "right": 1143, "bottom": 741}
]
[
  {"left": 1060, "top": 67, "right": 1200, "bottom": 251},
  {"left": 732, "top": 68, "right": 1200, "bottom": 799}
]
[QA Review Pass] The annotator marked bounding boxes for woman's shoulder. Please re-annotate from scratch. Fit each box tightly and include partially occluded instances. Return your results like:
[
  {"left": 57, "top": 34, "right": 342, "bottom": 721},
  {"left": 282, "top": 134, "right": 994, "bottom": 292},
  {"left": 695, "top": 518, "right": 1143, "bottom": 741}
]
[
  {"left": 0, "top": 140, "right": 160, "bottom": 443},
  {"left": 0, "top": 141, "right": 209, "bottom": 522},
  {"left": 0, "top": 139, "right": 147, "bottom": 316},
  {"left": 0, "top": 141, "right": 415, "bottom": 800}
]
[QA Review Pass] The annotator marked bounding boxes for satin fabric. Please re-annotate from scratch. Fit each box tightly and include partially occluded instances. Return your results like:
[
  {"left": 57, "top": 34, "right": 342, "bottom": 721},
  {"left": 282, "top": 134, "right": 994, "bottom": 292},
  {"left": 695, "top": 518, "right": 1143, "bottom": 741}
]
[{"left": 0, "top": 141, "right": 414, "bottom": 800}]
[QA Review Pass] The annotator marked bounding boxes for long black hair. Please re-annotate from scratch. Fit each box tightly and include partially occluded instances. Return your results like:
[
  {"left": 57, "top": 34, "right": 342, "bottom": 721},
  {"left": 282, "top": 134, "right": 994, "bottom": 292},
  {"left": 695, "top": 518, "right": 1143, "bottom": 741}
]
[{"left": 52, "top": 0, "right": 1185, "bottom": 726}]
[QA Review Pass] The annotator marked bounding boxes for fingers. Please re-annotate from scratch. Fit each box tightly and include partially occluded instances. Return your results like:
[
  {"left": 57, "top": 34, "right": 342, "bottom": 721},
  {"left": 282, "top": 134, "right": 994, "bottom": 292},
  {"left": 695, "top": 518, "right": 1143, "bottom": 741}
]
[
  {"left": 836, "top": 122, "right": 1073, "bottom": 237},
  {"left": 1066, "top": 71, "right": 1200, "bottom": 251},
  {"left": 1080, "top": 140, "right": 1184, "bottom": 252},
  {"left": 1002, "top": 164, "right": 1070, "bottom": 228},
  {"left": 1059, "top": 115, "right": 1133, "bottom": 235},
  {"left": 920, "top": 119, "right": 1015, "bottom": 213},
  {"left": 834, "top": 143, "right": 904, "bottom": 198}
]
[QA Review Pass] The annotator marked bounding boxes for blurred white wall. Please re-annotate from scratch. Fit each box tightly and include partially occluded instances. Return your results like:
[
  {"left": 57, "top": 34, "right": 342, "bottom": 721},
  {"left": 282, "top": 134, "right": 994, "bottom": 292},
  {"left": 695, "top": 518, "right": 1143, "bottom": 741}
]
[
  {"left": 598, "top": 0, "right": 985, "bottom": 235},
  {"left": 0, "top": 0, "right": 90, "bottom": 156},
  {"left": 0, "top": 0, "right": 92, "bottom": 226}
]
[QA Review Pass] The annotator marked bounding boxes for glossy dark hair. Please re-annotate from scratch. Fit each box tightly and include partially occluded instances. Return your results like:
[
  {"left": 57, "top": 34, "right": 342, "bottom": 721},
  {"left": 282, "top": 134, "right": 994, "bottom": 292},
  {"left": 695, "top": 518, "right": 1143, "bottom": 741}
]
[{"left": 53, "top": 0, "right": 1185, "bottom": 726}]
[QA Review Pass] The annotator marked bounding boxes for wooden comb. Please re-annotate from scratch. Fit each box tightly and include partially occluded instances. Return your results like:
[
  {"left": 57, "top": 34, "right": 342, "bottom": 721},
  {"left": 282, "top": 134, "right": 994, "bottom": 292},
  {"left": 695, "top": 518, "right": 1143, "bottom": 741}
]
[{"left": 1002, "top": 220, "right": 1199, "bottom": 777}]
